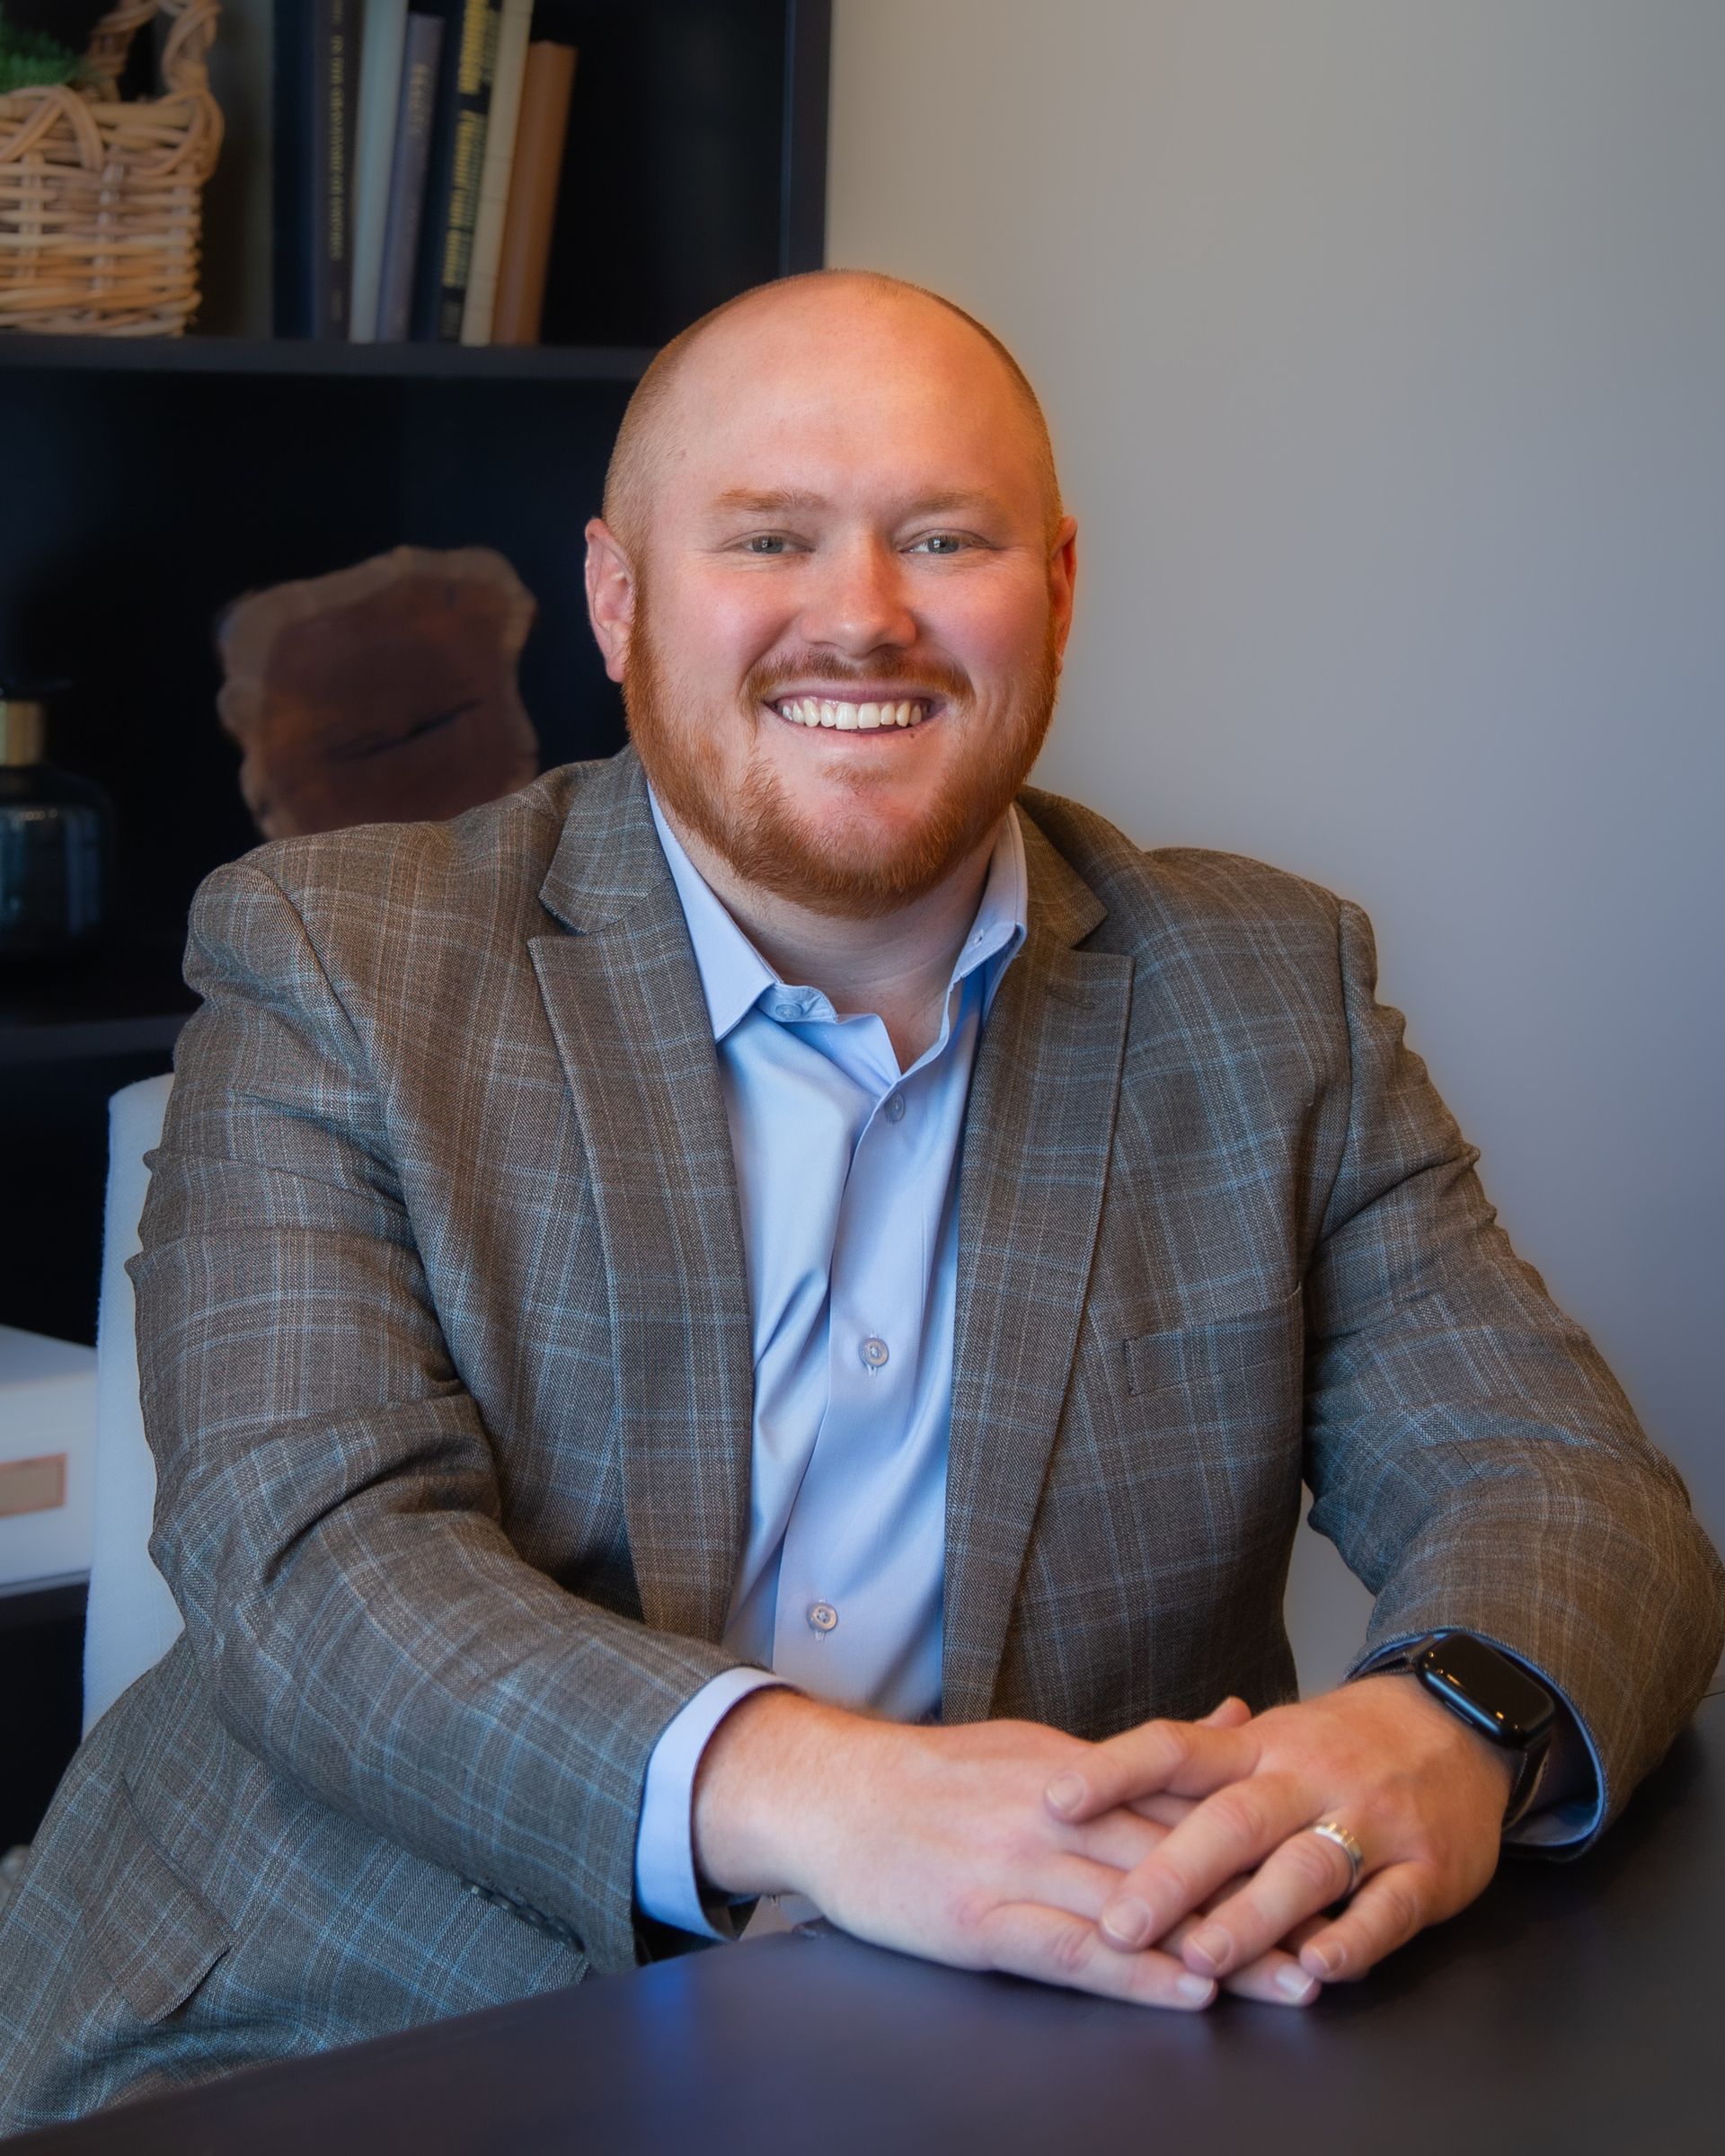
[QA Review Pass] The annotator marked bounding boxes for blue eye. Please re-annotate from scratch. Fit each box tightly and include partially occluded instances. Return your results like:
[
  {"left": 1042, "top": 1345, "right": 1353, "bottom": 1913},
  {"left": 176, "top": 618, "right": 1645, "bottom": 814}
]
[
  {"left": 746, "top": 535, "right": 789, "bottom": 554},
  {"left": 914, "top": 533, "right": 968, "bottom": 554}
]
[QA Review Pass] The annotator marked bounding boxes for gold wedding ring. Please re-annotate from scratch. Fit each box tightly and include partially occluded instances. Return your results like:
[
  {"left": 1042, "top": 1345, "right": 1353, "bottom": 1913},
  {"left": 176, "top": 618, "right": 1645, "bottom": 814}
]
[{"left": 1309, "top": 1819, "right": 1366, "bottom": 1896}]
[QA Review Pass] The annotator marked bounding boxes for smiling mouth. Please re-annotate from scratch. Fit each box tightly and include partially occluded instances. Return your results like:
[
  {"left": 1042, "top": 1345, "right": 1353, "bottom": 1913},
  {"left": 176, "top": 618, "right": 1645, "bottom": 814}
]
[{"left": 769, "top": 695, "right": 934, "bottom": 731}]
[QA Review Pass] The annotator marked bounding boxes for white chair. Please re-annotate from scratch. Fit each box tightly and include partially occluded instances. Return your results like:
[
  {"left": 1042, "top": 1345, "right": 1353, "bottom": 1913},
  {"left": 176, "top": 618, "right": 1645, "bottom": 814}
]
[{"left": 83, "top": 1073, "right": 183, "bottom": 1735}]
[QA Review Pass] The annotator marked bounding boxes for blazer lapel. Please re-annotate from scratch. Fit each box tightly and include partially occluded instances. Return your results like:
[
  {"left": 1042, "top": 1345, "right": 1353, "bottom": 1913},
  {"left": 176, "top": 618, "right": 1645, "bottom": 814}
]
[
  {"left": 530, "top": 752, "right": 753, "bottom": 1643},
  {"left": 942, "top": 813, "right": 1134, "bottom": 1723}
]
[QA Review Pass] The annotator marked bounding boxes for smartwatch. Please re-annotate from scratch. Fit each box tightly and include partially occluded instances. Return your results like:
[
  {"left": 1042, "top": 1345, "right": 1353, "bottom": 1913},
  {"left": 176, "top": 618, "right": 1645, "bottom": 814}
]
[{"left": 1388, "top": 1632, "right": 1558, "bottom": 1826}]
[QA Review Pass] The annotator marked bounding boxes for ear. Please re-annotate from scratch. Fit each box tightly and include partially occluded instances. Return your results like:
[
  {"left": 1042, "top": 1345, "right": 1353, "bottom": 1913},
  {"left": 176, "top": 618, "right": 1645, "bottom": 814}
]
[
  {"left": 1048, "top": 513, "right": 1079, "bottom": 667},
  {"left": 584, "top": 518, "right": 636, "bottom": 685}
]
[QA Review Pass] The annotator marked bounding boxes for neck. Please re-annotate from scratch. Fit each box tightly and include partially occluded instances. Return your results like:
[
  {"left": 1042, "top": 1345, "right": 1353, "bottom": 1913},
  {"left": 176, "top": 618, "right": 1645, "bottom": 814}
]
[{"left": 663, "top": 808, "right": 1001, "bottom": 1069}]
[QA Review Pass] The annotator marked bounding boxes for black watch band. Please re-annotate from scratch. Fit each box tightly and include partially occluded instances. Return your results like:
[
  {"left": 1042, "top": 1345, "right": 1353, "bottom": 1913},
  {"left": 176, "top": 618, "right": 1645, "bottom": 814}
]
[{"left": 1384, "top": 1631, "right": 1557, "bottom": 1826}]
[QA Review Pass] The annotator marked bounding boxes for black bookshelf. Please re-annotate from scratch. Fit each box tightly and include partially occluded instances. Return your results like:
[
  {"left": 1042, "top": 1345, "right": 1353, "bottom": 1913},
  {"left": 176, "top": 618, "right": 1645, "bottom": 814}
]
[
  {"left": 0, "top": 933, "right": 198, "bottom": 1066},
  {"left": 1, "top": 0, "right": 830, "bottom": 1340},
  {"left": 0, "top": 338, "right": 659, "bottom": 383},
  {"left": 0, "top": 0, "right": 829, "bottom": 1843}
]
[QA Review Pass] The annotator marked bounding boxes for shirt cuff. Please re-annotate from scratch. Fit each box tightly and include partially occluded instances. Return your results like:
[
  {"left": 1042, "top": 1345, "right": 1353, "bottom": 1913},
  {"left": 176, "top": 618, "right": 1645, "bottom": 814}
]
[
  {"left": 634, "top": 1666, "right": 790, "bottom": 1939},
  {"left": 1349, "top": 1633, "right": 1605, "bottom": 1849}
]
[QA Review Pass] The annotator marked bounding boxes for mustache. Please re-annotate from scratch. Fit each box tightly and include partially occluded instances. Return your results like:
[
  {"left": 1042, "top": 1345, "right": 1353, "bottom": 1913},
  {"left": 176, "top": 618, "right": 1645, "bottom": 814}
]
[{"left": 742, "top": 651, "right": 973, "bottom": 706}]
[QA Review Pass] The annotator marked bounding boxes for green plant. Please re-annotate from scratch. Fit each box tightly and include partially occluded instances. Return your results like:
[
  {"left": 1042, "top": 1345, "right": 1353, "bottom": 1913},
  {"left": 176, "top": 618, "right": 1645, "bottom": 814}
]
[{"left": 0, "top": 8, "right": 84, "bottom": 96}]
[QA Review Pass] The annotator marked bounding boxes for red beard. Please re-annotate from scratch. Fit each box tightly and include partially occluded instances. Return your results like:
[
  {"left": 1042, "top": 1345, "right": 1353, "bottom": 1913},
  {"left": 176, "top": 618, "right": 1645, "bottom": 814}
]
[{"left": 623, "top": 609, "right": 1060, "bottom": 920}]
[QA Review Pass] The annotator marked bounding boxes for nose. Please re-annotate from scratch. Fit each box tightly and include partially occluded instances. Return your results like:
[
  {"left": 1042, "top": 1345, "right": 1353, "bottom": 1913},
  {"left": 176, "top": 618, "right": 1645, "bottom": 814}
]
[{"left": 796, "top": 533, "right": 916, "bottom": 656}]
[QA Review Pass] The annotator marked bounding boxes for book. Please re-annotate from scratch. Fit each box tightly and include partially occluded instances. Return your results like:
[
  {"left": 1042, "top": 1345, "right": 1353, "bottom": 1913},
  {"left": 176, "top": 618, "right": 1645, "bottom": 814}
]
[
  {"left": 435, "top": 0, "right": 505, "bottom": 340},
  {"left": 410, "top": 0, "right": 500, "bottom": 341},
  {"left": 490, "top": 40, "right": 577, "bottom": 347},
  {"left": 458, "top": 0, "right": 534, "bottom": 346},
  {"left": 349, "top": 0, "right": 411, "bottom": 342},
  {"left": 270, "top": 3, "right": 309, "bottom": 334},
  {"left": 271, "top": 1, "right": 358, "bottom": 339},
  {"left": 321, "top": 0, "right": 359, "bottom": 337},
  {"left": 199, "top": 0, "right": 276, "bottom": 339},
  {"left": 375, "top": 10, "right": 446, "bottom": 342}
]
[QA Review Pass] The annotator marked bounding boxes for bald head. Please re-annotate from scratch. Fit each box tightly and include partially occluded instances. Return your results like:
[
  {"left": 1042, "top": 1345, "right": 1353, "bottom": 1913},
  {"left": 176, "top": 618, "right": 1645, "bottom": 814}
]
[{"left": 600, "top": 270, "right": 1063, "bottom": 561}]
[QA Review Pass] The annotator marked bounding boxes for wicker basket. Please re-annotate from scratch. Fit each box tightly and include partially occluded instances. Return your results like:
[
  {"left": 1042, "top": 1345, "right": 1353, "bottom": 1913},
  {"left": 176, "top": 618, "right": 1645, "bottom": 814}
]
[{"left": 0, "top": 0, "right": 223, "bottom": 337}]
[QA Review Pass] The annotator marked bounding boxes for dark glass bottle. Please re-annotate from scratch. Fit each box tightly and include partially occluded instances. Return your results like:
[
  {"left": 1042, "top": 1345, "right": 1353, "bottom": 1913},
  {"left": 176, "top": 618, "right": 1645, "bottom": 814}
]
[{"left": 0, "top": 682, "right": 112, "bottom": 959}]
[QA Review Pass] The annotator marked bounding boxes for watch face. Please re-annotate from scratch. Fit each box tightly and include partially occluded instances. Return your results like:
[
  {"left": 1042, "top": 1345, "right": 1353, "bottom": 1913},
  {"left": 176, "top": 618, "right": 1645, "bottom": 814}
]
[{"left": 1417, "top": 1634, "right": 1557, "bottom": 1749}]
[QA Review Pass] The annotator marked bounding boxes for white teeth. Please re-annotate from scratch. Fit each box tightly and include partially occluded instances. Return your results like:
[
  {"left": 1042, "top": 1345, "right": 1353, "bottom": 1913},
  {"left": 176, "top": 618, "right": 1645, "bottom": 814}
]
[{"left": 774, "top": 695, "right": 928, "bottom": 729}]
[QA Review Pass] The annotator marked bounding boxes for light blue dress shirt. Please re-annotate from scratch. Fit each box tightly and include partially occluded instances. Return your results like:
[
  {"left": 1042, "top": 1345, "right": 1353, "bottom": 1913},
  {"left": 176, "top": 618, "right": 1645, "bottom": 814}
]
[
  {"left": 633, "top": 792, "right": 1027, "bottom": 1937},
  {"left": 629, "top": 796, "right": 1597, "bottom": 1935}
]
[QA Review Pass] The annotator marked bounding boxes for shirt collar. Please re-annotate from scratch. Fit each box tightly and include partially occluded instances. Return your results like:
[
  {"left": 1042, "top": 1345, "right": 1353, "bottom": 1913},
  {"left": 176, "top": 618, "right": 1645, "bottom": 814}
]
[
  {"left": 649, "top": 791, "right": 776, "bottom": 1040},
  {"left": 649, "top": 787, "right": 1029, "bottom": 1045}
]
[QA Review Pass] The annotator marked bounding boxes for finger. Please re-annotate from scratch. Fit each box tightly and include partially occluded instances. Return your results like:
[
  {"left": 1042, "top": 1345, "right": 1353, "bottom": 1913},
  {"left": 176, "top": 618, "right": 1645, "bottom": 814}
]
[
  {"left": 1219, "top": 1951, "right": 1321, "bottom": 2008},
  {"left": 1174, "top": 1825, "right": 1360, "bottom": 1979},
  {"left": 1199, "top": 1696, "right": 1252, "bottom": 1729},
  {"left": 1032, "top": 1851, "right": 1154, "bottom": 1922},
  {"left": 1163, "top": 1893, "right": 1320, "bottom": 2008},
  {"left": 1127, "top": 1791, "right": 1199, "bottom": 1830},
  {"left": 1045, "top": 1719, "right": 1259, "bottom": 1825},
  {"left": 1283, "top": 1908, "right": 1331, "bottom": 1953},
  {"left": 1071, "top": 1807, "right": 1172, "bottom": 1872},
  {"left": 1094, "top": 1774, "right": 1310, "bottom": 1949},
  {"left": 975, "top": 1903, "right": 1217, "bottom": 2011},
  {"left": 1298, "top": 1861, "right": 1436, "bottom": 1984}
]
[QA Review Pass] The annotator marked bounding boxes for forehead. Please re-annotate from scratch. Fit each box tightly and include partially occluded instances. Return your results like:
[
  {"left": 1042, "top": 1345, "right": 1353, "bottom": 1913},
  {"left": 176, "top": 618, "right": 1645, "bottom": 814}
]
[{"left": 659, "top": 292, "right": 1042, "bottom": 515}]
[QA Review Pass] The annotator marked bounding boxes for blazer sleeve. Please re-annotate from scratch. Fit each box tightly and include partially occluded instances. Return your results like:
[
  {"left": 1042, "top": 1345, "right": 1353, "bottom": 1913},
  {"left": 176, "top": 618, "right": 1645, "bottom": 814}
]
[
  {"left": 132, "top": 858, "right": 748, "bottom": 1974},
  {"left": 1301, "top": 898, "right": 1724, "bottom": 1845}
]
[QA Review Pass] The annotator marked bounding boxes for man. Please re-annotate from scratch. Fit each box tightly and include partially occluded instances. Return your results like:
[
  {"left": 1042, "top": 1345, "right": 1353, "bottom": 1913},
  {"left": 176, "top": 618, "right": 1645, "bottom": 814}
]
[{"left": 2, "top": 271, "right": 1720, "bottom": 2125}]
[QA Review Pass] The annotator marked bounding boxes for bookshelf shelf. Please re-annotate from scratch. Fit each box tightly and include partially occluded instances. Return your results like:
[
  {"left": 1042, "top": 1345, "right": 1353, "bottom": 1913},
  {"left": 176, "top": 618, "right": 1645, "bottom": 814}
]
[
  {"left": 0, "top": 335, "right": 658, "bottom": 384},
  {"left": 0, "top": 937, "right": 198, "bottom": 1068}
]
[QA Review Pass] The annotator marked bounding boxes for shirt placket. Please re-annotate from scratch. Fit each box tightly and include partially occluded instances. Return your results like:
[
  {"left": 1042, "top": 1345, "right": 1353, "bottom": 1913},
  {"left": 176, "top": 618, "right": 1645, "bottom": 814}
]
[{"left": 766, "top": 991, "right": 976, "bottom": 1709}]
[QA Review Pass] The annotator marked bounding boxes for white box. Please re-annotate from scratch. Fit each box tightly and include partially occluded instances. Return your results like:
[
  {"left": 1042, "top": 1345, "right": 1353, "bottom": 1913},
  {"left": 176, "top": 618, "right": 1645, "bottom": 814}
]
[{"left": 0, "top": 1325, "right": 96, "bottom": 1591}]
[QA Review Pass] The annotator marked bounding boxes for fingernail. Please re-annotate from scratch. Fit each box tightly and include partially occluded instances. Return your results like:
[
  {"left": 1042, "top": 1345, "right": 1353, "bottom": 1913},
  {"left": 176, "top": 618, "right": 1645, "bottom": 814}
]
[
  {"left": 1277, "top": 1967, "right": 1320, "bottom": 2004},
  {"left": 1177, "top": 1974, "right": 1216, "bottom": 2007},
  {"left": 1101, "top": 1898, "right": 1152, "bottom": 1948},
  {"left": 1303, "top": 1941, "right": 1341, "bottom": 1979},
  {"left": 1045, "top": 1772, "right": 1086, "bottom": 1816},
  {"left": 1185, "top": 1923, "right": 1232, "bottom": 1974}
]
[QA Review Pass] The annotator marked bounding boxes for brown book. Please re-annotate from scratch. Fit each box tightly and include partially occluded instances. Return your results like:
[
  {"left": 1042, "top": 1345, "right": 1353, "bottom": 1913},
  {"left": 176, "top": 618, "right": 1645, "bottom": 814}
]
[{"left": 491, "top": 41, "right": 578, "bottom": 347}]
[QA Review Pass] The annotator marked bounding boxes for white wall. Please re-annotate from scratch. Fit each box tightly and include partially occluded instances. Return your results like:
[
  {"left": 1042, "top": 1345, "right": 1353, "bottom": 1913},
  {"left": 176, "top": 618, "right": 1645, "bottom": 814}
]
[{"left": 828, "top": 0, "right": 1725, "bottom": 1674}]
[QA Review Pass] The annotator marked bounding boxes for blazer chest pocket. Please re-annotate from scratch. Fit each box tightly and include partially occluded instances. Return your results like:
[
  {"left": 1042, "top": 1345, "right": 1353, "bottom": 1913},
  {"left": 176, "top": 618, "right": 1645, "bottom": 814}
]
[
  {"left": 78, "top": 1780, "right": 234, "bottom": 2025},
  {"left": 1122, "top": 1288, "right": 1305, "bottom": 1413}
]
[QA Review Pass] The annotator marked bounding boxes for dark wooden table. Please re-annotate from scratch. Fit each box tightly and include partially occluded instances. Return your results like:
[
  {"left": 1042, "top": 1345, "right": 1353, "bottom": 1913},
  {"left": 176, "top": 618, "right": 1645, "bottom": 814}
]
[{"left": 12, "top": 1692, "right": 1722, "bottom": 2155}]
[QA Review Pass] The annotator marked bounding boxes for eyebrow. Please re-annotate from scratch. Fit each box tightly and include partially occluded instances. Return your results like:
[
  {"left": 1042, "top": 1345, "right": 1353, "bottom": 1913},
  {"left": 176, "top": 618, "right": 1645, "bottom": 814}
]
[
  {"left": 711, "top": 488, "right": 828, "bottom": 516},
  {"left": 707, "top": 487, "right": 1012, "bottom": 519}
]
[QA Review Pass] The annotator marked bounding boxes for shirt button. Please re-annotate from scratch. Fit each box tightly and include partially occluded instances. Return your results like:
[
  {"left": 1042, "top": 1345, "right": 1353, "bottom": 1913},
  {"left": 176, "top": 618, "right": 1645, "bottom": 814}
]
[
  {"left": 809, "top": 1602, "right": 839, "bottom": 1634},
  {"left": 883, "top": 1092, "right": 907, "bottom": 1123},
  {"left": 860, "top": 1336, "right": 890, "bottom": 1371}
]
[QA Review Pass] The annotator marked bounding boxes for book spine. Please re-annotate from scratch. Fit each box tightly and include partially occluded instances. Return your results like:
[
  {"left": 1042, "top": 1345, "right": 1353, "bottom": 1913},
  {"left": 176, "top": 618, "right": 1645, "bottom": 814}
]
[
  {"left": 411, "top": 0, "right": 486, "bottom": 340},
  {"left": 349, "top": 0, "right": 411, "bottom": 342},
  {"left": 375, "top": 13, "right": 446, "bottom": 342},
  {"left": 322, "top": 0, "right": 358, "bottom": 338},
  {"left": 458, "top": 0, "right": 533, "bottom": 346},
  {"left": 490, "top": 40, "right": 577, "bottom": 348},
  {"left": 270, "top": 2, "right": 314, "bottom": 335},
  {"left": 435, "top": 0, "right": 504, "bottom": 341}
]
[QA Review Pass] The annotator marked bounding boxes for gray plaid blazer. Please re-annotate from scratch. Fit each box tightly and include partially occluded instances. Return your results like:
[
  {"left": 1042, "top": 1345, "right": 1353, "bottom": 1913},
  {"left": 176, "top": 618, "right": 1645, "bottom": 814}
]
[{"left": 3, "top": 747, "right": 1720, "bottom": 2127}]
